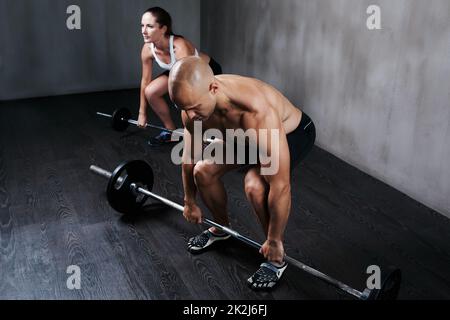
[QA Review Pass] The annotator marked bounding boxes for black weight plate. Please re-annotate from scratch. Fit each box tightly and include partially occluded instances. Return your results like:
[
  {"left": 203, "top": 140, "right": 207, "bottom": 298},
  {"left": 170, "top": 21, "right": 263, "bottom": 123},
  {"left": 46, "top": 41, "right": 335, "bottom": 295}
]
[
  {"left": 106, "top": 160, "right": 154, "bottom": 214},
  {"left": 367, "top": 267, "right": 402, "bottom": 300},
  {"left": 112, "top": 108, "right": 131, "bottom": 131}
]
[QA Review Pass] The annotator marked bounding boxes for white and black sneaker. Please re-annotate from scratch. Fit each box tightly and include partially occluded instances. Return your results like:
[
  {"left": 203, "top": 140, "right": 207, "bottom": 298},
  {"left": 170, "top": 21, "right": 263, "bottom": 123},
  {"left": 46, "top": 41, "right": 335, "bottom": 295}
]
[
  {"left": 187, "top": 229, "right": 231, "bottom": 253},
  {"left": 247, "top": 261, "right": 288, "bottom": 290}
]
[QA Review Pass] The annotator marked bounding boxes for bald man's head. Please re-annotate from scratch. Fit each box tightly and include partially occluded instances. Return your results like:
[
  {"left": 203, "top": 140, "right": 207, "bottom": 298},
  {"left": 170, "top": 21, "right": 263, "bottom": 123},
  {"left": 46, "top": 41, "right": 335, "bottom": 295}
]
[{"left": 168, "top": 56, "right": 218, "bottom": 121}]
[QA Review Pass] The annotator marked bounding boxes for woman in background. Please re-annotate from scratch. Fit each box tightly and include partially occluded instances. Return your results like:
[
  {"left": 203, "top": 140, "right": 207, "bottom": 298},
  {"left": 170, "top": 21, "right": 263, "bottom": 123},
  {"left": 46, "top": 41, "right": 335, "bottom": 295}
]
[{"left": 138, "top": 7, "right": 222, "bottom": 145}]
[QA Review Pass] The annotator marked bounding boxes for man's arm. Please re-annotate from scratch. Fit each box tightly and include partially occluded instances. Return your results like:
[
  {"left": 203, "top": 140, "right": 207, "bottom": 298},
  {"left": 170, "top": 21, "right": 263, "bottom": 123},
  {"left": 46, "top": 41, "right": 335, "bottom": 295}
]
[
  {"left": 181, "top": 112, "right": 201, "bottom": 205},
  {"left": 250, "top": 108, "right": 292, "bottom": 242}
]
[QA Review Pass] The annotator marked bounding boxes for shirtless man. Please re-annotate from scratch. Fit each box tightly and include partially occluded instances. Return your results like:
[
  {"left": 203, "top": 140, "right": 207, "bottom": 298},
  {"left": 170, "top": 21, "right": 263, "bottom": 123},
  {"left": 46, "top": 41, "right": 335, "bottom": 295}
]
[{"left": 168, "top": 57, "right": 316, "bottom": 290}]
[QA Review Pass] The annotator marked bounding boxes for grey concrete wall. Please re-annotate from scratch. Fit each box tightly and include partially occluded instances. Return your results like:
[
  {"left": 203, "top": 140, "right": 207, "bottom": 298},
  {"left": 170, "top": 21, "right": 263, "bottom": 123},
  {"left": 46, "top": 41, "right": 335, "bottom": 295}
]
[
  {"left": 201, "top": 0, "right": 450, "bottom": 218},
  {"left": 0, "top": 0, "right": 200, "bottom": 100}
]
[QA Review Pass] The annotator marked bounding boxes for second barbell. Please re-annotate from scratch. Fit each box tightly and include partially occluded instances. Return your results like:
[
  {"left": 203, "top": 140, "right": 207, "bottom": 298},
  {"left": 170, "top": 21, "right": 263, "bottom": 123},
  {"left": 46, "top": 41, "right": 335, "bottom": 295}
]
[{"left": 96, "top": 107, "right": 219, "bottom": 145}]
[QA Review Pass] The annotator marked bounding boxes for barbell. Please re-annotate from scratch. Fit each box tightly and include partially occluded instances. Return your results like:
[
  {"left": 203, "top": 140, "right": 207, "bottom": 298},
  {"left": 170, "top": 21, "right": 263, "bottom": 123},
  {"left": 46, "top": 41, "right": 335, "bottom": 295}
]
[
  {"left": 89, "top": 160, "right": 401, "bottom": 300},
  {"left": 96, "top": 107, "right": 220, "bottom": 146},
  {"left": 96, "top": 107, "right": 177, "bottom": 133}
]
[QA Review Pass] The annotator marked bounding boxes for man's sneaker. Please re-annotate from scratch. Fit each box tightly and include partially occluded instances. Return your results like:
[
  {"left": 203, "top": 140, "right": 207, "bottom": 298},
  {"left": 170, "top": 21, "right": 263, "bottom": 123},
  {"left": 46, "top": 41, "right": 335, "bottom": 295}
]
[
  {"left": 247, "top": 261, "right": 288, "bottom": 290},
  {"left": 187, "top": 229, "right": 231, "bottom": 253},
  {"left": 148, "top": 131, "right": 174, "bottom": 146}
]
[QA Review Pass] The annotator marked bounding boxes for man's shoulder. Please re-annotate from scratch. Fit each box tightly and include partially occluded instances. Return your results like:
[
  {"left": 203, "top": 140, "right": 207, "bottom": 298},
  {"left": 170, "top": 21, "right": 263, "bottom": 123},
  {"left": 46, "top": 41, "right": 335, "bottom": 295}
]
[
  {"left": 217, "top": 74, "right": 256, "bottom": 81},
  {"left": 221, "top": 75, "right": 273, "bottom": 98}
]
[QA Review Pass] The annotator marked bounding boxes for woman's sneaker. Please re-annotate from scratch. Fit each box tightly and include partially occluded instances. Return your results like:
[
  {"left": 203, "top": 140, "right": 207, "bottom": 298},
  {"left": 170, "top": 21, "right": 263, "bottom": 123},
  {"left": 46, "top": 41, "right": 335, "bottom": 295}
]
[
  {"left": 148, "top": 131, "right": 174, "bottom": 146},
  {"left": 247, "top": 261, "right": 288, "bottom": 290},
  {"left": 187, "top": 229, "right": 231, "bottom": 253}
]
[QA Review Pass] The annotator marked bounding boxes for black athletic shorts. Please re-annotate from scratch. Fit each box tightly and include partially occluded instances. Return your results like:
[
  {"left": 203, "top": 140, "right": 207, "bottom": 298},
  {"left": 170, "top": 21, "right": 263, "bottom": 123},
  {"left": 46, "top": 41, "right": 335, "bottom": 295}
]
[
  {"left": 160, "top": 57, "right": 223, "bottom": 77},
  {"left": 207, "top": 57, "right": 223, "bottom": 75},
  {"left": 287, "top": 112, "right": 316, "bottom": 169},
  {"left": 232, "top": 112, "right": 315, "bottom": 171}
]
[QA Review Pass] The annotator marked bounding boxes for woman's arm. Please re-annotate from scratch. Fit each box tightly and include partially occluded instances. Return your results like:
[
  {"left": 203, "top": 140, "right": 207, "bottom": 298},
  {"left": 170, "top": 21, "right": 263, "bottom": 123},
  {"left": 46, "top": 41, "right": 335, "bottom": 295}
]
[
  {"left": 173, "top": 37, "right": 198, "bottom": 60},
  {"left": 139, "top": 44, "right": 153, "bottom": 116}
]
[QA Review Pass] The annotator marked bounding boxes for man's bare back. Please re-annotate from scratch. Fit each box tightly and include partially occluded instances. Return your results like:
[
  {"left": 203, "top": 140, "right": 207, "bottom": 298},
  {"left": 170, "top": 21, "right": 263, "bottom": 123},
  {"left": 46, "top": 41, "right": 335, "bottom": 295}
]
[{"left": 183, "top": 74, "right": 303, "bottom": 136}]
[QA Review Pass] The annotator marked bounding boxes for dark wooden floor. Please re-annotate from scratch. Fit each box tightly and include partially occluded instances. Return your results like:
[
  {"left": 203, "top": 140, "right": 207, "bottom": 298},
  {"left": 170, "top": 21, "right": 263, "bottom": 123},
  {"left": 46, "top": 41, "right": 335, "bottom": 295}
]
[{"left": 1, "top": 89, "right": 449, "bottom": 300}]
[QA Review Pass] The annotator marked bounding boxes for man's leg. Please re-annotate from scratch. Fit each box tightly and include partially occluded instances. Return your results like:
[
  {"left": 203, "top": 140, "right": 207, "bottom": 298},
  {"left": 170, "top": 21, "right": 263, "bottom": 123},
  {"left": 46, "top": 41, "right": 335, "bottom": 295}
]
[
  {"left": 193, "top": 160, "right": 241, "bottom": 229},
  {"left": 187, "top": 161, "right": 241, "bottom": 253},
  {"left": 244, "top": 166, "right": 270, "bottom": 235},
  {"left": 244, "top": 166, "right": 288, "bottom": 290}
]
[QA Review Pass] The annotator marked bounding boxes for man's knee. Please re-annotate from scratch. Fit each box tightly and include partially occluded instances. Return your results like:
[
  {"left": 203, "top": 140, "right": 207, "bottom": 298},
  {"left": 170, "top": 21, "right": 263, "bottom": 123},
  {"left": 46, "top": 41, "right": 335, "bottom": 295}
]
[
  {"left": 244, "top": 174, "right": 267, "bottom": 200},
  {"left": 193, "top": 161, "right": 222, "bottom": 187}
]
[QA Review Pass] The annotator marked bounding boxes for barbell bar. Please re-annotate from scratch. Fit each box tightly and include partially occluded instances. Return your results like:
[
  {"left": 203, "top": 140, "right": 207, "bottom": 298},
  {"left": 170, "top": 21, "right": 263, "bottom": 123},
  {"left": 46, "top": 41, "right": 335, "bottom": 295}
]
[
  {"left": 89, "top": 160, "right": 402, "bottom": 300},
  {"left": 96, "top": 108, "right": 178, "bottom": 134},
  {"left": 96, "top": 107, "right": 218, "bottom": 144}
]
